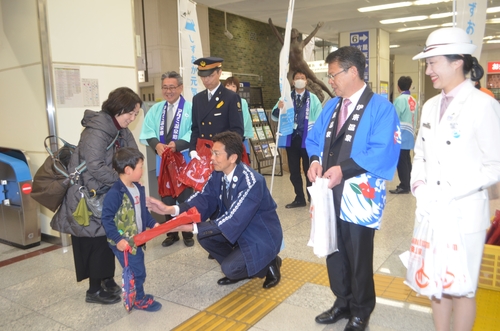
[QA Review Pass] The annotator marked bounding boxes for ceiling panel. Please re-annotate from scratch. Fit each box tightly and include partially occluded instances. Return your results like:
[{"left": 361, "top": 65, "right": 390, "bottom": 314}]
[{"left": 195, "top": 0, "right": 500, "bottom": 55}]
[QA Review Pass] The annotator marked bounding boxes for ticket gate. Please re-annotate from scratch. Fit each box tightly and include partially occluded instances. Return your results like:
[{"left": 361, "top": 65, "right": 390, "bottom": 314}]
[{"left": 0, "top": 147, "right": 40, "bottom": 248}]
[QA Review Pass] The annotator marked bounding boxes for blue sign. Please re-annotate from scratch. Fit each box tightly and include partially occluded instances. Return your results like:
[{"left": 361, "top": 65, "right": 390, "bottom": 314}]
[{"left": 350, "top": 31, "right": 369, "bottom": 82}]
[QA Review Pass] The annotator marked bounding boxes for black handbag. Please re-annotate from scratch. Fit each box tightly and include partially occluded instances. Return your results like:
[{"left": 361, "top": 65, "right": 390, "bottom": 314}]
[
  {"left": 31, "top": 136, "right": 85, "bottom": 212},
  {"left": 31, "top": 134, "right": 118, "bottom": 212}
]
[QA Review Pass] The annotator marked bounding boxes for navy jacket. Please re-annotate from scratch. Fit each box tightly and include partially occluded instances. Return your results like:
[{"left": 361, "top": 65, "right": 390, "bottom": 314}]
[
  {"left": 180, "top": 162, "right": 283, "bottom": 276},
  {"left": 190, "top": 84, "right": 244, "bottom": 151}
]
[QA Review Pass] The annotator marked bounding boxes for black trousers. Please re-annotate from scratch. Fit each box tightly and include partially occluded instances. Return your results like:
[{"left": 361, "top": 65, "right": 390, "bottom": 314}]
[
  {"left": 395, "top": 149, "right": 412, "bottom": 191},
  {"left": 162, "top": 187, "right": 194, "bottom": 239},
  {"left": 71, "top": 235, "right": 115, "bottom": 282},
  {"left": 286, "top": 135, "right": 311, "bottom": 203},
  {"left": 327, "top": 219, "right": 376, "bottom": 320},
  {"left": 198, "top": 233, "right": 269, "bottom": 279}
]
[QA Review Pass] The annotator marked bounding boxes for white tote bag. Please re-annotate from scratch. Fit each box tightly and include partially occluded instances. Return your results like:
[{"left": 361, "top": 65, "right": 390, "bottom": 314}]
[{"left": 307, "top": 177, "right": 338, "bottom": 257}]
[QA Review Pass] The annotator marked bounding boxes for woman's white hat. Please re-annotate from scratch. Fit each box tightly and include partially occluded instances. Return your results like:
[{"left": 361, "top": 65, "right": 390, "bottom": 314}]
[{"left": 413, "top": 27, "right": 476, "bottom": 60}]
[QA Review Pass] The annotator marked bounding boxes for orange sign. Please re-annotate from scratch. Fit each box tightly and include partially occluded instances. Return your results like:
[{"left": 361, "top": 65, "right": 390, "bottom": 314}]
[{"left": 488, "top": 62, "right": 500, "bottom": 73}]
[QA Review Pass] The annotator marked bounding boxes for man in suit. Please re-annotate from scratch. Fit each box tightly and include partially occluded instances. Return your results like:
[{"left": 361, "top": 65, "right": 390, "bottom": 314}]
[
  {"left": 189, "top": 57, "right": 244, "bottom": 161},
  {"left": 139, "top": 71, "right": 194, "bottom": 248},
  {"left": 147, "top": 131, "right": 283, "bottom": 289},
  {"left": 271, "top": 70, "right": 323, "bottom": 208},
  {"left": 306, "top": 47, "right": 400, "bottom": 331}
]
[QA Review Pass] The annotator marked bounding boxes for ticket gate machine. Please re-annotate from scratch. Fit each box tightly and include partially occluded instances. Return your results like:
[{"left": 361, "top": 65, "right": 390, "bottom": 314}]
[{"left": 0, "top": 147, "right": 40, "bottom": 248}]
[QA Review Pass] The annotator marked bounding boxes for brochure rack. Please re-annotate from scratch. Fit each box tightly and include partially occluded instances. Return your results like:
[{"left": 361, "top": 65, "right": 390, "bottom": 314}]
[{"left": 249, "top": 108, "right": 283, "bottom": 176}]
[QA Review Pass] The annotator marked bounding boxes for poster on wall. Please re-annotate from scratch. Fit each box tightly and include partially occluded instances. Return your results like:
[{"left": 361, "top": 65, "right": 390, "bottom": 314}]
[
  {"left": 54, "top": 66, "right": 100, "bottom": 108},
  {"left": 54, "top": 65, "right": 83, "bottom": 107},
  {"left": 380, "top": 81, "right": 388, "bottom": 100}
]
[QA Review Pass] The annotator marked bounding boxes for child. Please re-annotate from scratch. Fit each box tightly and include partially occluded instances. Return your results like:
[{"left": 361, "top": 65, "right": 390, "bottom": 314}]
[{"left": 102, "top": 147, "right": 162, "bottom": 312}]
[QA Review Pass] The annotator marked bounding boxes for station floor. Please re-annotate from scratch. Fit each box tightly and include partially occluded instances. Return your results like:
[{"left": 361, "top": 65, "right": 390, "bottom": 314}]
[{"left": 1, "top": 173, "right": 499, "bottom": 331}]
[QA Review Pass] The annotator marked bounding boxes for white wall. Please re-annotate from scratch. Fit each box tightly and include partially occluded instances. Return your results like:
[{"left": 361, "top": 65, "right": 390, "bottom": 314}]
[{"left": 0, "top": 0, "right": 147, "bottom": 236}]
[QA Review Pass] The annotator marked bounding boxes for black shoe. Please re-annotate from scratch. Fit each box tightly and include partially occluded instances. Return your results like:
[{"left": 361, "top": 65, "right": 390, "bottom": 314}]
[
  {"left": 183, "top": 238, "right": 195, "bottom": 247},
  {"left": 217, "top": 276, "right": 245, "bottom": 285},
  {"left": 285, "top": 200, "right": 307, "bottom": 209},
  {"left": 344, "top": 316, "right": 369, "bottom": 331},
  {"left": 315, "top": 307, "right": 351, "bottom": 324},
  {"left": 389, "top": 187, "right": 410, "bottom": 194},
  {"left": 85, "top": 290, "right": 120, "bottom": 305},
  {"left": 162, "top": 236, "right": 179, "bottom": 247},
  {"left": 101, "top": 279, "right": 121, "bottom": 295},
  {"left": 263, "top": 256, "right": 282, "bottom": 289},
  {"left": 208, "top": 254, "right": 215, "bottom": 260}
]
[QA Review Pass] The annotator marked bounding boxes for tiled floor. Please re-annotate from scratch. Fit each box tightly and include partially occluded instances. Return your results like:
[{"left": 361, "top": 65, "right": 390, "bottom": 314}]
[{"left": 0, "top": 173, "right": 498, "bottom": 330}]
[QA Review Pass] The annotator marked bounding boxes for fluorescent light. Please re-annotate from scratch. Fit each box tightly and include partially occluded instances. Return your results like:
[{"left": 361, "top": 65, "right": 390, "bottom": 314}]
[
  {"left": 486, "top": 6, "right": 500, "bottom": 14},
  {"left": 381, "top": 15, "right": 428, "bottom": 24},
  {"left": 486, "top": 40, "right": 500, "bottom": 44},
  {"left": 389, "top": 45, "right": 400, "bottom": 48},
  {"left": 487, "top": 18, "right": 500, "bottom": 24},
  {"left": 397, "top": 25, "right": 438, "bottom": 32},
  {"left": 440, "top": 22, "right": 454, "bottom": 27},
  {"left": 358, "top": 2, "right": 411, "bottom": 13},
  {"left": 429, "top": 12, "right": 455, "bottom": 19},
  {"left": 414, "top": 0, "right": 452, "bottom": 5}
]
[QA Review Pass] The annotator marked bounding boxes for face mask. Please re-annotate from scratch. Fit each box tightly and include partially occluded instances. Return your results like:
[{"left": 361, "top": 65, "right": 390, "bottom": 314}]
[{"left": 294, "top": 79, "right": 306, "bottom": 89}]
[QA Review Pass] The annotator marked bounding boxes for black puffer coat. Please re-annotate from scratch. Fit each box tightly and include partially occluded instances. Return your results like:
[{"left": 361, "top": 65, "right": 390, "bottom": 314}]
[{"left": 51, "top": 110, "right": 137, "bottom": 237}]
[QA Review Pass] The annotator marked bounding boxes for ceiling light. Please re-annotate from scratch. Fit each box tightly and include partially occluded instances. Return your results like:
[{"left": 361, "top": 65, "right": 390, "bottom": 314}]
[
  {"left": 429, "top": 12, "right": 455, "bottom": 19},
  {"left": 486, "top": 6, "right": 500, "bottom": 14},
  {"left": 414, "top": 0, "right": 452, "bottom": 5},
  {"left": 440, "top": 22, "right": 454, "bottom": 27},
  {"left": 486, "top": 40, "right": 500, "bottom": 44},
  {"left": 380, "top": 15, "right": 428, "bottom": 24},
  {"left": 389, "top": 45, "right": 400, "bottom": 48},
  {"left": 358, "top": 2, "right": 411, "bottom": 13},
  {"left": 487, "top": 18, "right": 500, "bottom": 24},
  {"left": 397, "top": 25, "right": 438, "bottom": 32}
]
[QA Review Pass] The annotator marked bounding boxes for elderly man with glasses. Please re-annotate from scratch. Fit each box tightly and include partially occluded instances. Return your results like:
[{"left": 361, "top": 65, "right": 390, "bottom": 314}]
[{"left": 140, "top": 71, "right": 195, "bottom": 248}]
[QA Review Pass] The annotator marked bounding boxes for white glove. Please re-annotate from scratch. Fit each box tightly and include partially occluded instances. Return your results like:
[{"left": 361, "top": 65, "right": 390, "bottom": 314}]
[
  {"left": 414, "top": 184, "right": 435, "bottom": 221},
  {"left": 189, "top": 150, "right": 201, "bottom": 161}
]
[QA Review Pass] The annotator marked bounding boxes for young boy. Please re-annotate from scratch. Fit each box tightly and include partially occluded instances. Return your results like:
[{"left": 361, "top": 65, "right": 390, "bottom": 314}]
[{"left": 102, "top": 147, "right": 162, "bottom": 312}]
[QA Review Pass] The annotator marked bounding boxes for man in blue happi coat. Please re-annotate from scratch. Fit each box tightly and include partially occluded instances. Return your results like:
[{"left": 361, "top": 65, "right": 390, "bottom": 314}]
[{"left": 306, "top": 46, "right": 400, "bottom": 331}]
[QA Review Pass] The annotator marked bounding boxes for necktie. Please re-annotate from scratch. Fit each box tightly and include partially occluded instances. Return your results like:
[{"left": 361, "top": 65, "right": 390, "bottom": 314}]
[
  {"left": 208, "top": 92, "right": 212, "bottom": 102},
  {"left": 440, "top": 95, "right": 453, "bottom": 121},
  {"left": 225, "top": 177, "right": 231, "bottom": 198},
  {"left": 337, "top": 98, "right": 351, "bottom": 135},
  {"left": 166, "top": 104, "right": 174, "bottom": 132},
  {"left": 295, "top": 94, "right": 302, "bottom": 108}
]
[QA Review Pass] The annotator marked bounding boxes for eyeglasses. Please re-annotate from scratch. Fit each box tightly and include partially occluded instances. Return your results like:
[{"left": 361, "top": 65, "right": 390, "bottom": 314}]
[
  {"left": 210, "top": 150, "right": 226, "bottom": 157},
  {"left": 327, "top": 69, "right": 346, "bottom": 81},
  {"left": 161, "top": 85, "right": 180, "bottom": 91}
]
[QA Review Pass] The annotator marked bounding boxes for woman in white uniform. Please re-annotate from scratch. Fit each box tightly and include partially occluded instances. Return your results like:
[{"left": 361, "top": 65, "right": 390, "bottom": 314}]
[{"left": 411, "top": 27, "right": 500, "bottom": 330}]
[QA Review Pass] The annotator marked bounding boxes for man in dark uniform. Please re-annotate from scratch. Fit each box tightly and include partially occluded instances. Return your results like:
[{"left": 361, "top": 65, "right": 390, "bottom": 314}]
[{"left": 189, "top": 57, "right": 244, "bottom": 160}]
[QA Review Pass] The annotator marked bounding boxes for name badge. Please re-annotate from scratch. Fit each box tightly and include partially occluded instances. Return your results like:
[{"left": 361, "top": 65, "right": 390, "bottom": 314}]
[{"left": 214, "top": 113, "right": 222, "bottom": 116}]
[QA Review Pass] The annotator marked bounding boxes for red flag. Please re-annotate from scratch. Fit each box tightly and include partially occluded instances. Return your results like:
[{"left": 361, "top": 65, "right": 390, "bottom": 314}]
[{"left": 133, "top": 207, "right": 201, "bottom": 246}]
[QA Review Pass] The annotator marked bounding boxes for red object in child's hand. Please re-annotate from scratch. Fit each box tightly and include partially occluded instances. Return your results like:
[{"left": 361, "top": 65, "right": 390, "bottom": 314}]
[{"left": 133, "top": 207, "right": 201, "bottom": 246}]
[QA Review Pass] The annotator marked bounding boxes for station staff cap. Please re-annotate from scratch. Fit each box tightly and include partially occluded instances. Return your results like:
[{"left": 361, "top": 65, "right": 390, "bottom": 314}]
[
  {"left": 413, "top": 27, "right": 476, "bottom": 60},
  {"left": 193, "top": 57, "right": 224, "bottom": 77}
]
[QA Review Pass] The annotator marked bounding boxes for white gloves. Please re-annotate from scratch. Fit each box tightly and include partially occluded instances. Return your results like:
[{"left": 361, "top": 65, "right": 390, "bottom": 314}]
[
  {"left": 414, "top": 184, "right": 455, "bottom": 223},
  {"left": 414, "top": 185, "right": 434, "bottom": 221},
  {"left": 189, "top": 150, "right": 201, "bottom": 161}
]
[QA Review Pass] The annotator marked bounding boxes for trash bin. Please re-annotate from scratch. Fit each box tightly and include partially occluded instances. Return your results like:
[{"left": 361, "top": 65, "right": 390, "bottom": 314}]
[{"left": 0, "top": 147, "right": 40, "bottom": 248}]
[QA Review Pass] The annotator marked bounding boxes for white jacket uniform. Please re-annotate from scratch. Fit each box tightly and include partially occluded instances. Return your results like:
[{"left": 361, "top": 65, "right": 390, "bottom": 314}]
[{"left": 411, "top": 80, "right": 500, "bottom": 234}]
